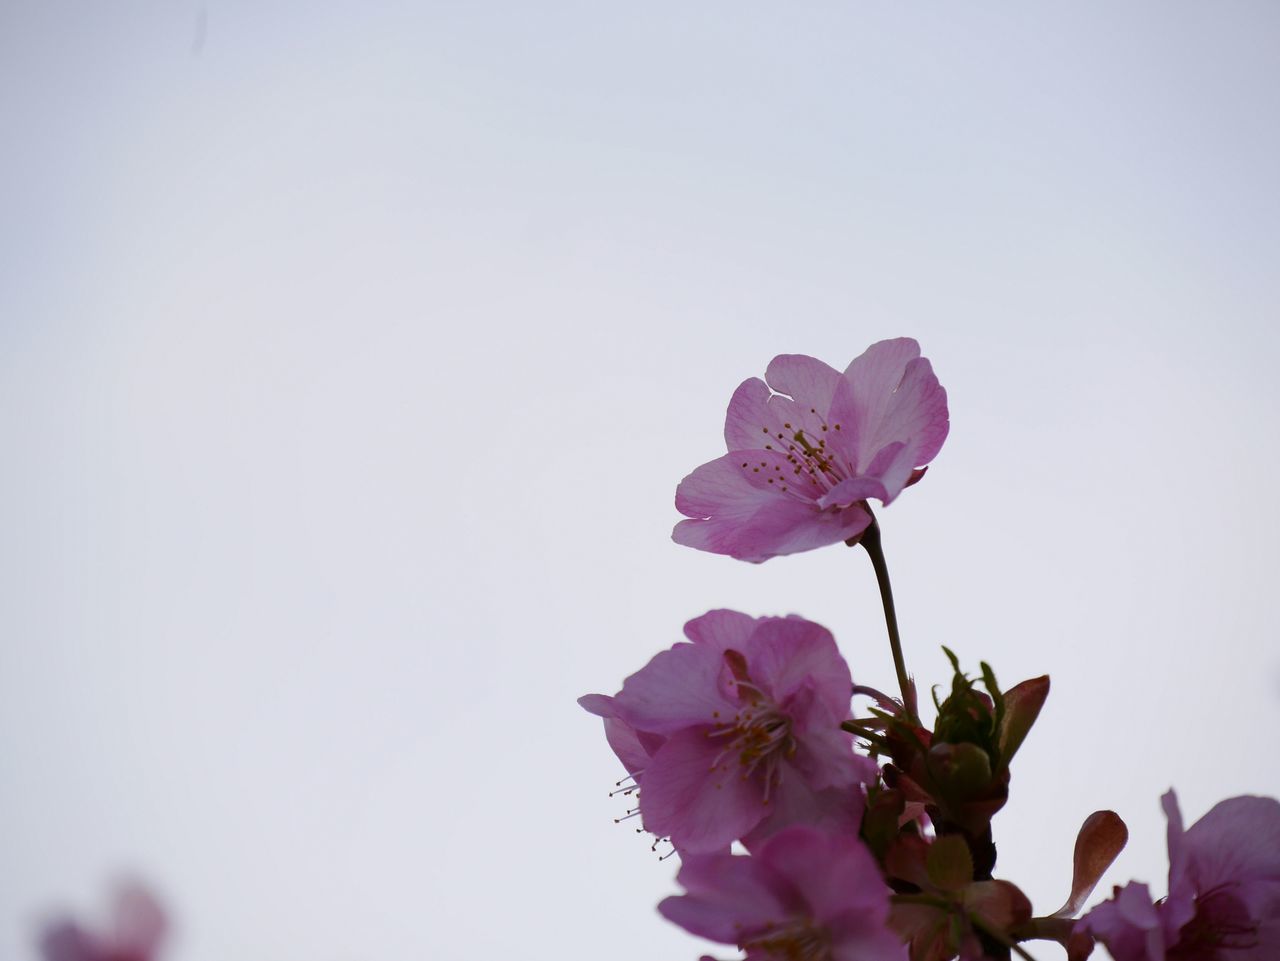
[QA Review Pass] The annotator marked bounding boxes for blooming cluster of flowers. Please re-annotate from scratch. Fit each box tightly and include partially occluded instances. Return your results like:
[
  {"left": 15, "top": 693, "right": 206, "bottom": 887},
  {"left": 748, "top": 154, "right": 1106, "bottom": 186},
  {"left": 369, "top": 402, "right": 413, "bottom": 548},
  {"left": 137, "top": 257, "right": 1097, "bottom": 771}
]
[{"left": 580, "top": 339, "right": 1280, "bottom": 961}]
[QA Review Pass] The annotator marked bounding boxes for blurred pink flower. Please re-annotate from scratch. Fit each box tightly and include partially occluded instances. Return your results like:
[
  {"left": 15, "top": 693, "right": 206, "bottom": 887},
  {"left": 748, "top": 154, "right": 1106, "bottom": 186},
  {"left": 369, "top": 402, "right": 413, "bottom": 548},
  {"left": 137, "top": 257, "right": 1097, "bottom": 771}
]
[
  {"left": 673, "top": 339, "right": 948, "bottom": 562},
  {"left": 579, "top": 610, "right": 877, "bottom": 854},
  {"left": 659, "top": 825, "right": 906, "bottom": 961},
  {"left": 41, "top": 882, "right": 166, "bottom": 961},
  {"left": 1083, "top": 790, "right": 1280, "bottom": 960}
]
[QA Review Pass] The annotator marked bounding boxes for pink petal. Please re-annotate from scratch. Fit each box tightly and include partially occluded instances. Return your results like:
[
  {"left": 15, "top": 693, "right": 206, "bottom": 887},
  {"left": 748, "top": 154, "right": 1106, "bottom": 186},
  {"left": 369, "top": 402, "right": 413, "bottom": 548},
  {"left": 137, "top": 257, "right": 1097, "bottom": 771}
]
[
  {"left": 723, "top": 377, "right": 790, "bottom": 452},
  {"left": 742, "top": 779, "right": 865, "bottom": 851},
  {"left": 789, "top": 718, "right": 877, "bottom": 790},
  {"left": 863, "top": 440, "right": 919, "bottom": 504},
  {"left": 675, "top": 449, "right": 818, "bottom": 517},
  {"left": 577, "top": 695, "right": 663, "bottom": 776},
  {"left": 766, "top": 356, "right": 863, "bottom": 473},
  {"left": 829, "top": 913, "right": 910, "bottom": 961},
  {"left": 815, "top": 476, "right": 890, "bottom": 511},
  {"left": 111, "top": 882, "right": 166, "bottom": 956},
  {"left": 843, "top": 338, "right": 923, "bottom": 419},
  {"left": 613, "top": 643, "right": 733, "bottom": 735},
  {"left": 765, "top": 354, "right": 842, "bottom": 413},
  {"left": 745, "top": 617, "right": 852, "bottom": 720},
  {"left": 577, "top": 693, "right": 615, "bottom": 718},
  {"left": 754, "top": 827, "right": 890, "bottom": 925},
  {"left": 1180, "top": 793, "right": 1280, "bottom": 894},
  {"left": 673, "top": 454, "right": 871, "bottom": 562},
  {"left": 1162, "top": 790, "right": 1191, "bottom": 899},
  {"left": 683, "top": 609, "right": 759, "bottom": 651},
  {"left": 639, "top": 728, "right": 768, "bottom": 853},
  {"left": 658, "top": 851, "right": 789, "bottom": 944},
  {"left": 1083, "top": 882, "right": 1165, "bottom": 961},
  {"left": 842, "top": 340, "right": 949, "bottom": 492}
]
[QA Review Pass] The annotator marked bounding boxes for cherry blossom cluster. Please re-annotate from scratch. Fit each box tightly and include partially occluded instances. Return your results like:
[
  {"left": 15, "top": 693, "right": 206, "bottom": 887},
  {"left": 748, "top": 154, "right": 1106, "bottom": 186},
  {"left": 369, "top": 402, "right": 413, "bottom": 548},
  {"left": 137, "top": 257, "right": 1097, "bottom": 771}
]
[{"left": 580, "top": 339, "right": 1280, "bottom": 961}]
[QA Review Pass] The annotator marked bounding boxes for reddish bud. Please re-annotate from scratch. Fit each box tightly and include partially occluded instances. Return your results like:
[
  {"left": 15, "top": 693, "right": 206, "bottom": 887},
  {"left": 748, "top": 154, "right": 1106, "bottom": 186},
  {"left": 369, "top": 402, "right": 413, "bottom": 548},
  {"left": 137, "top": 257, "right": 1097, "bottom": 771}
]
[
  {"left": 1051, "top": 810, "right": 1129, "bottom": 918},
  {"left": 998, "top": 674, "right": 1050, "bottom": 765}
]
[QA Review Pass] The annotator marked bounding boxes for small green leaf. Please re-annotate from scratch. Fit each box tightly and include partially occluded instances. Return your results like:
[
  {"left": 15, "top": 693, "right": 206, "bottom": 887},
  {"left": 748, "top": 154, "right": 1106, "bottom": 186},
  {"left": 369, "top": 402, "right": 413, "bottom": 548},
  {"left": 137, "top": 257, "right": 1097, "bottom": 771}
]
[{"left": 926, "top": 834, "right": 974, "bottom": 892}]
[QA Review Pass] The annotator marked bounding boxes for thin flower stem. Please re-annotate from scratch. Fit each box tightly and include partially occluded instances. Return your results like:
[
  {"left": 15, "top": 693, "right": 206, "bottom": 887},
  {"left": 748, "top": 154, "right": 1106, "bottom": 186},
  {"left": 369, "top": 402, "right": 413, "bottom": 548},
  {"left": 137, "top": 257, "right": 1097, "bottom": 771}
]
[{"left": 857, "top": 515, "right": 918, "bottom": 724}]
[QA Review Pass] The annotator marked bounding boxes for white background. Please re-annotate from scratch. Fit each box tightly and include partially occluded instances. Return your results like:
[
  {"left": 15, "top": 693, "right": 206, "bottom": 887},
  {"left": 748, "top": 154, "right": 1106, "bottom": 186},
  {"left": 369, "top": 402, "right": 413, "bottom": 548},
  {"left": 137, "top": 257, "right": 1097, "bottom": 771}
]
[{"left": 2, "top": 3, "right": 1278, "bottom": 959}]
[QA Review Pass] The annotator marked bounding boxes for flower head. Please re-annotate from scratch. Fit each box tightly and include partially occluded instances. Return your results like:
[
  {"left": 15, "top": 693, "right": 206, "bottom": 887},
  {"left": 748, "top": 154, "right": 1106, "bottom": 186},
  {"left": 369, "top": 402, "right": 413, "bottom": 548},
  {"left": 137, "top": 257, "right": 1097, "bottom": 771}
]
[
  {"left": 579, "top": 610, "right": 878, "bottom": 854},
  {"left": 658, "top": 825, "right": 906, "bottom": 961},
  {"left": 40, "top": 882, "right": 166, "bottom": 961},
  {"left": 673, "top": 339, "right": 949, "bottom": 562},
  {"left": 1083, "top": 790, "right": 1280, "bottom": 960}
]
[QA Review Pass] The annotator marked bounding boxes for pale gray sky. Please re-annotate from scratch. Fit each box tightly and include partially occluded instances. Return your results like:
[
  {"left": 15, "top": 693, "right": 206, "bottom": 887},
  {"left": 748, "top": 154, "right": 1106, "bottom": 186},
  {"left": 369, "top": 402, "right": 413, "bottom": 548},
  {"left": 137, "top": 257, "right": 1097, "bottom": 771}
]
[{"left": 2, "top": 3, "right": 1278, "bottom": 959}]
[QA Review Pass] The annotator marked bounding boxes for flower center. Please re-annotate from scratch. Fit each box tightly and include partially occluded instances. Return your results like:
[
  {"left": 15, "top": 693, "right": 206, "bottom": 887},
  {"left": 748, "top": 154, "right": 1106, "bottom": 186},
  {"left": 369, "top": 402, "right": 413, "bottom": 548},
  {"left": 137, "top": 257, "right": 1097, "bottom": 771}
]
[
  {"left": 1168, "top": 886, "right": 1258, "bottom": 959},
  {"left": 742, "top": 919, "right": 831, "bottom": 961},
  {"left": 751, "top": 417, "right": 850, "bottom": 498},
  {"left": 708, "top": 650, "right": 797, "bottom": 801}
]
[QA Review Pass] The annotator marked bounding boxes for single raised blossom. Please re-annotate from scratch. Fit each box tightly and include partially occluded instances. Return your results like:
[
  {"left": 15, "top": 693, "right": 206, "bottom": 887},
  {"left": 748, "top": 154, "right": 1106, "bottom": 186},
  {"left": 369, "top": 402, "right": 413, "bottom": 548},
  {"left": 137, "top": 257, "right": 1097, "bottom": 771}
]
[
  {"left": 41, "top": 882, "right": 166, "bottom": 961},
  {"left": 672, "top": 338, "right": 949, "bottom": 563},
  {"left": 579, "top": 610, "right": 877, "bottom": 854},
  {"left": 658, "top": 825, "right": 906, "bottom": 961},
  {"left": 1083, "top": 790, "right": 1280, "bottom": 960}
]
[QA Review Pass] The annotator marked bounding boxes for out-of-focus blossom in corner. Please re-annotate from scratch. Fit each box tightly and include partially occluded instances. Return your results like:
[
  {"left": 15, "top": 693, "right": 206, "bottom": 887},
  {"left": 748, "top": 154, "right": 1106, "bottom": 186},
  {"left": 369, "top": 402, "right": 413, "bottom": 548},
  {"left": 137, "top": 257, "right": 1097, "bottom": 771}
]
[
  {"left": 673, "top": 338, "right": 949, "bottom": 562},
  {"left": 40, "top": 881, "right": 167, "bottom": 961},
  {"left": 1083, "top": 790, "right": 1280, "bottom": 960},
  {"left": 659, "top": 825, "right": 906, "bottom": 961},
  {"left": 578, "top": 609, "right": 877, "bottom": 854}
]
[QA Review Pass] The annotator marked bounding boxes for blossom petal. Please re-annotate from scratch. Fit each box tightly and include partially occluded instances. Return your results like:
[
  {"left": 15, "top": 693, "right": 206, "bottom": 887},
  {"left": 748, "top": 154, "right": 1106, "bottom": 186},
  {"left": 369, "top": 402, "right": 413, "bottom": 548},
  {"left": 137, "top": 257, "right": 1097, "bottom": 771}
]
[
  {"left": 755, "top": 828, "right": 891, "bottom": 926},
  {"left": 658, "top": 850, "right": 789, "bottom": 944},
  {"left": 683, "top": 609, "right": 759, "bottom": 651},
  {"left": 576, "top": 693, "right": 615, "bottom": 718},
  {"left": 639, "top": 728, "right": 768, "bottom": 853},
  {"left": 742, "top": 779, "right": 865, "bottom": 851},
  {"left": 1162, "top": 790, "right": 1191, "bottom": 901},
  {"left": 765, "top": 354, "right": 842, "bottom": 412},
  {"left": 745, "top": 617, "right": 852, "bottom": 719},
  {"left": 829, "top": 911, "right": 910, "bottom": 961},
  {"left": 1083, "top": 881, "right": 1165, "bottom": 961},
  {"left": 789, "top": 715, "right": 878, "bottom": 790},
  {"left": 843, "top": 340, "right": 949, "bottom": 494},
  {"left": 675, "top": 449, "right": 816, "bottom": 517},
  {"left": 757, "top": 355, "right": 849, "bottom": 455},
  {"left": 578, "top": 694, "right": 661, "bottom": 775},
  {"left": 724, "top": 377, "right": 790, "bottom": 452},
  {"left": 111, "top": 882, "right": 166, "bottom": 956},
  {"left": 664, "top": 827, "right": 902, "bottom": 961},
  {"left": 843, "top": 338, "right": 923, "bottom": 420},
  {"left": 673, "top": 453, "right": 871, "bottom": 562},
  {"left": 1180, "top": 793, "right": 1280, "bottom": 894},
  {"left": 815, "top": 476, "right": 890, "bottom": 511},
  {"left": 613, "top": 642, "right": 735, "bottom": 735}
]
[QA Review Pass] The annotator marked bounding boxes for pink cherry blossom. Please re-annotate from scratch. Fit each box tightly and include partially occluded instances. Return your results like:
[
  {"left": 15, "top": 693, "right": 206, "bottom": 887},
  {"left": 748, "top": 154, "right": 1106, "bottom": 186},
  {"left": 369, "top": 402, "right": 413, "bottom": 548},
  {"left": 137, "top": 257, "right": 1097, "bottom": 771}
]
[
  {"left": 658, "top": 824, "right": 906, "bottom": 961},
  {"left": 673, "top": 339, "right": 949, "bottom": 562},
  {"left": 41, "top": 882, "right": 166, "bottom": 961},
  {"left": 579, "top": 610, "right": 877, "bottom": 854},
  {"left": 1083, "top": 790, "right": 1280, "bottom": 960}
]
